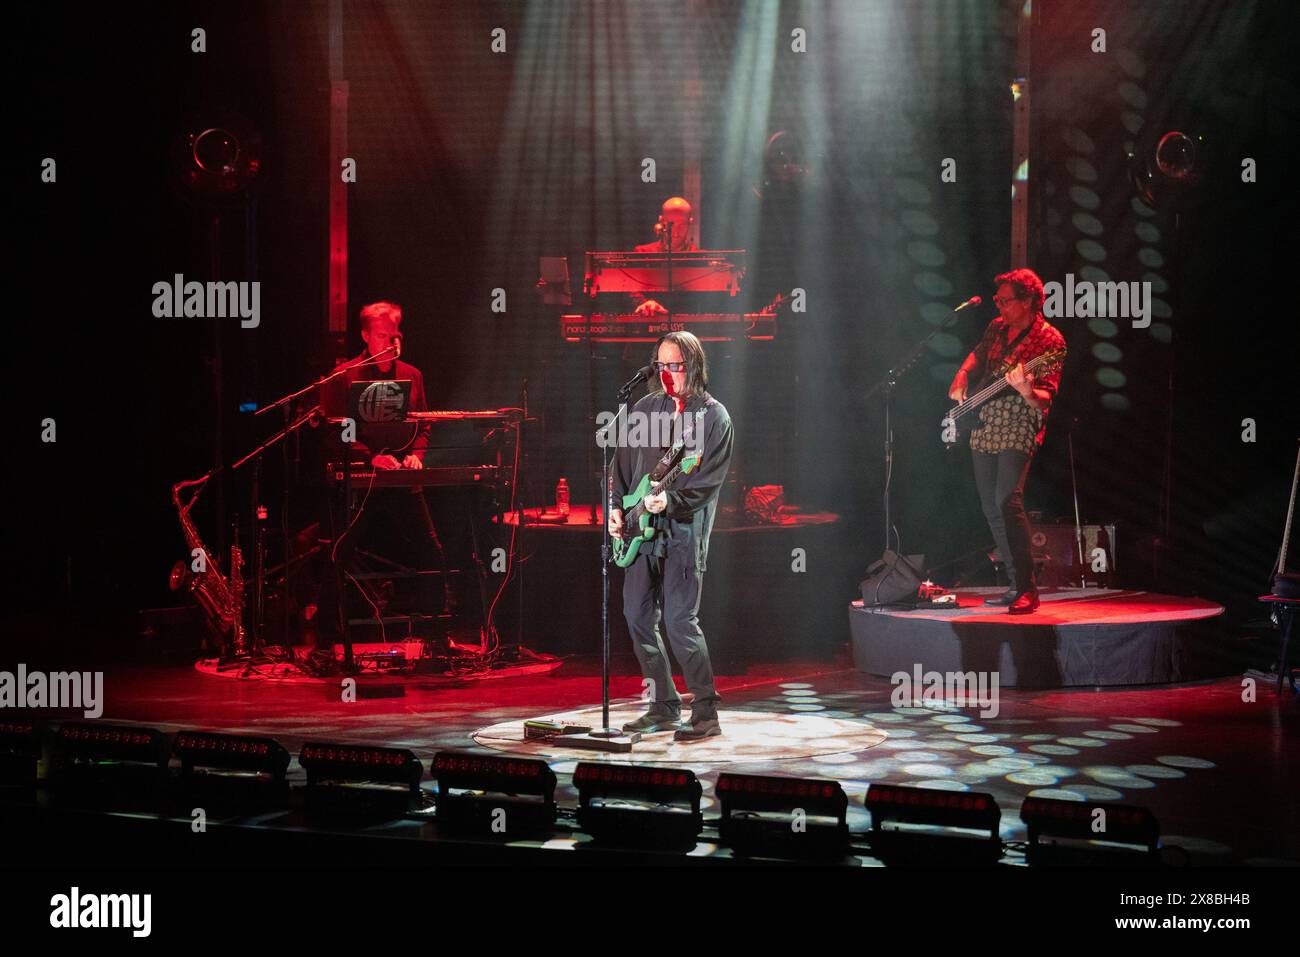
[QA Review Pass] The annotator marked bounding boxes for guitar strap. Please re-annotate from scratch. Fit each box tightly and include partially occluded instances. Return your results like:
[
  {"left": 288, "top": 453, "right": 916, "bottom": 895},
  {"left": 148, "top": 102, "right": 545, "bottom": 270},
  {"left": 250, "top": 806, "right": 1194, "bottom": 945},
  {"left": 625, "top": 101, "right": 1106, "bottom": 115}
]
[{"left": 994, "top": 318, "right": 1038, "bottom": 373}]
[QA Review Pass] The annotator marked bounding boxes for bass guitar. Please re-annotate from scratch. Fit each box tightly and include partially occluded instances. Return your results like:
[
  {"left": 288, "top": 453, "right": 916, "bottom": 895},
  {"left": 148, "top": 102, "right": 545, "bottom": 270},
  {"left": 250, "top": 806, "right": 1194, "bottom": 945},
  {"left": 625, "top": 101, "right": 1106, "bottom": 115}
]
[
  {"left": 611, "top": 446, "right": 703, "bottom": 567},
  {"left": 942, "top": 348, "right": 1066, "bottom": 445}
]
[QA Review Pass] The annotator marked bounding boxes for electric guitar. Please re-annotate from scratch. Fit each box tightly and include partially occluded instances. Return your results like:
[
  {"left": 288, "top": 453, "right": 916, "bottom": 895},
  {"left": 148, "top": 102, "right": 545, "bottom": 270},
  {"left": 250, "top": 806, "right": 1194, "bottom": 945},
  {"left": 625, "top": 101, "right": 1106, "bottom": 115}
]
[
  {"left": 611, "top": 446, "right": 703, "bottom": 567},
  {"left": 942, "top": 348, "right": 1066, "bottom": 445}
]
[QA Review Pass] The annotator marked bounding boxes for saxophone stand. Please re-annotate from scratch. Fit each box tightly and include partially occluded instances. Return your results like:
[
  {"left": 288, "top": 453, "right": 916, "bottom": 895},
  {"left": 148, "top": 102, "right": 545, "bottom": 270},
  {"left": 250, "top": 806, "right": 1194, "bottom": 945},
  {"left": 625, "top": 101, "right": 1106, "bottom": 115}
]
[{"left": 560, "top": 372, "right": 648, "bottom": 753}]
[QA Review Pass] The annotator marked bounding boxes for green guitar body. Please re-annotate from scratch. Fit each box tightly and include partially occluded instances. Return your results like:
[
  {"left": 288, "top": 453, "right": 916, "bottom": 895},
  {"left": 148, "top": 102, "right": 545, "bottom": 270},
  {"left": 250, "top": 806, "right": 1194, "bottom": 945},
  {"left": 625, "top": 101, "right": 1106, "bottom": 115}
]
[{"left": 611, "top": 452, "right": 701, "bottom": 568}]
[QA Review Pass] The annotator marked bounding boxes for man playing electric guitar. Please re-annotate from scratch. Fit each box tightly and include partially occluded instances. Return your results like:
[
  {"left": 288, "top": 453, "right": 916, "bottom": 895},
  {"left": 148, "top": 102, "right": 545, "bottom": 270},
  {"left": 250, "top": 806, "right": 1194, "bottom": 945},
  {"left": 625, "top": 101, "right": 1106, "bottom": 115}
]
[
  {"left": 948, "top": 269, "right": 1066, "bottom": 615},
  {"left": 608, "top": 331, "right": 734, "bottom": 740}
]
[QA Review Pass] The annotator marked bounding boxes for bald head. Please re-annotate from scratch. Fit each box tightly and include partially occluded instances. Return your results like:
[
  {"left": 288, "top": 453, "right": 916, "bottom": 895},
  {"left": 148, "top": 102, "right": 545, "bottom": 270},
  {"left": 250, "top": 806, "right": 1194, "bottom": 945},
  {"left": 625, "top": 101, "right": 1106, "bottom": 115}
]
[{"left": 657, "top": 196, "right": 693, "bottom": 250}]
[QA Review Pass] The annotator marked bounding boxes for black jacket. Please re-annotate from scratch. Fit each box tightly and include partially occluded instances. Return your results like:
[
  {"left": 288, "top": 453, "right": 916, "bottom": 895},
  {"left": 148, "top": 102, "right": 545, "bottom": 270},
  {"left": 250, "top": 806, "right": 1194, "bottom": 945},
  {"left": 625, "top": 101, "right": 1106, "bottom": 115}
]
[{"left": 612, "top": 390, "right": 734, "bottom": 571}]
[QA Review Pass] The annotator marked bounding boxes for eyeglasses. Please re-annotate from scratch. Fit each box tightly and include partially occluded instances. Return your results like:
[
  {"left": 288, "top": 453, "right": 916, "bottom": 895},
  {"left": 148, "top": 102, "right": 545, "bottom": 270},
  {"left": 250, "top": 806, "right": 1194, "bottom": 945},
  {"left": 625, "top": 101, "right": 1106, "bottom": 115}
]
[
  {"left": 653, "top": 361, "right": 687, "bottom": 373},
  {"left": 992, "top": 295, "right": 1026, "bottom": 307}
]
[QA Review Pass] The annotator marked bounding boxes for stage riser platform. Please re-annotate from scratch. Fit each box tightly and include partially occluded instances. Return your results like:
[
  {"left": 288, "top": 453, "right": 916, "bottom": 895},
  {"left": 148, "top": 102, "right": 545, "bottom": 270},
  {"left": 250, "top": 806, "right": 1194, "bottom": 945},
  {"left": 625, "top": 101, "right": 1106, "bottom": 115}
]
[{"left": 849, "top": 590, "right": 1228, "bottom": 688}]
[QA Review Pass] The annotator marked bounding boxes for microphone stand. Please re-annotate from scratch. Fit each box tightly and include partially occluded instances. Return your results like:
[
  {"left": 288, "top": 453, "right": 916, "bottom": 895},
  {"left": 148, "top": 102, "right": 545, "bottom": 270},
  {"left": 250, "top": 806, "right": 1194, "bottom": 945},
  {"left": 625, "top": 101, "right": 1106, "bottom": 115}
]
[
  {"left": 665, "top": 221, "right": 675, "bottom": 324},
  {"left": 864, "top": 302, "right": 968, "bottom": 555},
  {"left": 1068, "top": 427, "right": 1087, "bottom": 588},
  {"left": 563, "top": 370, "right": 648, "bottom": 752}
]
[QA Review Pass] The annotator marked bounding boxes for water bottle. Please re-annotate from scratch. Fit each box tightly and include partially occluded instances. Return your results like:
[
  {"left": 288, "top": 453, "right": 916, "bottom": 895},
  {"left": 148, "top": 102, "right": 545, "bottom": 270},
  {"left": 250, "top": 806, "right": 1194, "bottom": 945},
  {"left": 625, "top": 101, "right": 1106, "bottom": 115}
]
[{"left": 556, "top": 477, "right": 570, "bottom": 518}]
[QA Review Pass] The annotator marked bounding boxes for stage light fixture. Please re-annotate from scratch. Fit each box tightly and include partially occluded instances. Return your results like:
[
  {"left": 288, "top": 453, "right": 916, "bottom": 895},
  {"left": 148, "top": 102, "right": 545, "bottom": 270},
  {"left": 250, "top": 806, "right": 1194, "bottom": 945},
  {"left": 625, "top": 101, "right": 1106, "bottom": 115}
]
[
  {"left": 866, "top": 783, "right": 1002, "bottom": 865},
  {"left": 171, "top": 111, "right": 263, "bottom": 203},
  {"left": 51, "top": 722, "right": 170, "bottom": 807},
  {"left": 174, "top": 731, "right": 290, "bottom": 778},
  {"left": 715, "top": 772, "right": 849, "bottom": 859},
  {"left": 573, "top": 762, "right": 702, "bottom": 849},
  {"left": 173, "top": 730, "right": 291, "bottom": 807},
  {"left": 1021, "top": 796, "right": 1160, "bottom": 866},
  {"left": 1129, "top": 130, "right": 1205, "bottom": 209},
  {"left": 0, "top": 720, "right": 43, "bottom": 786},
  {"left": 299, "top": 742, "right": 424, "bottom": 819},
  {"left": 432, "top": 751, "right": 556, "bottom": 838}
]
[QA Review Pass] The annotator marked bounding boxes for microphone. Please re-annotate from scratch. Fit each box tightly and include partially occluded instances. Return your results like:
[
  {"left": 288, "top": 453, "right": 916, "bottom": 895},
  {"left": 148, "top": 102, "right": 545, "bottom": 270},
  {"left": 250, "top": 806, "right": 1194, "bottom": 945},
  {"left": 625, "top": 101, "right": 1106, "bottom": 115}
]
[
  {"left": 390, "top": 332, "right": 403, "bottom": 358},
  {"left": 617, "top": 364, "right": 654, "bottom": 399},
  {"left": 954, "top": 295, "right": 982, "bottom": 311}
]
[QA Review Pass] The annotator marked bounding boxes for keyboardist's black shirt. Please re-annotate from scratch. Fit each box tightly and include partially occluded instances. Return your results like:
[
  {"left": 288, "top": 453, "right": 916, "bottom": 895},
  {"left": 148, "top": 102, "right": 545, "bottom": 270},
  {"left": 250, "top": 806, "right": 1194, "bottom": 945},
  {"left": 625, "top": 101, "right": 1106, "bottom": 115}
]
[{"left": 320, "top": 352, "right": 430, "bottom": 461}]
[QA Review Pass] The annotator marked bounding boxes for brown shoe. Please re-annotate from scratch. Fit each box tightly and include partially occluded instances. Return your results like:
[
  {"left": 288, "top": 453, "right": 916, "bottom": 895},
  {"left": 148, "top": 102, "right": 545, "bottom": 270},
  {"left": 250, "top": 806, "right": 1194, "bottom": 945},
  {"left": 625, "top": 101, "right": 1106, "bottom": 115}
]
[{"left": 673, "top": 718, "right": 721, "bottom": 742}]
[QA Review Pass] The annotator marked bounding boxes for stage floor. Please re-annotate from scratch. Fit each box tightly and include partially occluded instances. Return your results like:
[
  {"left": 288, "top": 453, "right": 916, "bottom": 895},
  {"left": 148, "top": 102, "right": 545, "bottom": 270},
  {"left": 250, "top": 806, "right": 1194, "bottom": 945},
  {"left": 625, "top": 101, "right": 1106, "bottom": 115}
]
[{"left": 8, "top": 651, "right": 1297, "bottom": 866}]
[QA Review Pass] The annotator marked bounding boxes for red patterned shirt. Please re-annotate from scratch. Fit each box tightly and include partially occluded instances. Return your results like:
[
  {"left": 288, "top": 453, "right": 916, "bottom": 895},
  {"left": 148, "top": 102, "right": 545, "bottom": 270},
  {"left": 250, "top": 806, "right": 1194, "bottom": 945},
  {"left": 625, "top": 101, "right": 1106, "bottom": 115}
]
[{"left": 968, "top": 315, "right": 1066, "bottom": 455}]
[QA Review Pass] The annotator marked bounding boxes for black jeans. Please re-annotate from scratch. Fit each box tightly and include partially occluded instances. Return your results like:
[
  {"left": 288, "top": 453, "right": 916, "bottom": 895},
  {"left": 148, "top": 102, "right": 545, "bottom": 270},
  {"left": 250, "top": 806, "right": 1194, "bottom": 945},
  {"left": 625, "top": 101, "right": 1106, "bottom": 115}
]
[
  {"left": 622, "top": 521, "right": 720, "bottom": 720},
  {"left": 971, "top": 449, "right": 1037, "bottom": 594}
]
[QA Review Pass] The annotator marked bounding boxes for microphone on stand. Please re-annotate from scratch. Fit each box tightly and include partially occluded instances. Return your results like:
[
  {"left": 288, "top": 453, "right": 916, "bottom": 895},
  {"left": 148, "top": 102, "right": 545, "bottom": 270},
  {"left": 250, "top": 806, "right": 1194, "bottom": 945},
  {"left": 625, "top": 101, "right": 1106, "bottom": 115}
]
[
  {"left": 954, "top": 295, "right": 982, "bottom": 311},
  {"left": 618, "top": 364, "right": 654, "bottom": 398},
  {"left": 390, "top": 332, "right": 403, "bottom": 359}
]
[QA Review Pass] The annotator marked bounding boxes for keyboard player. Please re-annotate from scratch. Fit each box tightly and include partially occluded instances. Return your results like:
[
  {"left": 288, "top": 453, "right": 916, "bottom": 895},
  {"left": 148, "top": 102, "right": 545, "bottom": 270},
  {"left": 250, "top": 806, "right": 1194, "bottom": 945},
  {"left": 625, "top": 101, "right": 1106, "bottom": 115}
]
[
  {"left": 632, "top": 196, "right": 697, "bottom": 317},
  {"left": 320, "top": 300, "right": 429, "bottom": 469},
  {"left": 311, "top": 301, "right": 447, "bottom": 666}
]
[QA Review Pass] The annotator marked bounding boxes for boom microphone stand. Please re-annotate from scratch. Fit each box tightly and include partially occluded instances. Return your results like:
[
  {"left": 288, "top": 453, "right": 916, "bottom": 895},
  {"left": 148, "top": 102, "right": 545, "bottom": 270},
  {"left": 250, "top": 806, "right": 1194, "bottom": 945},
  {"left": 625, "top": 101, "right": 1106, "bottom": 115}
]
[
  {"left": 562, "top": 366, "right": 651, "bottom": 753},
  {"left": 864, "top": 296, "right": 980, "bottom": 553}
]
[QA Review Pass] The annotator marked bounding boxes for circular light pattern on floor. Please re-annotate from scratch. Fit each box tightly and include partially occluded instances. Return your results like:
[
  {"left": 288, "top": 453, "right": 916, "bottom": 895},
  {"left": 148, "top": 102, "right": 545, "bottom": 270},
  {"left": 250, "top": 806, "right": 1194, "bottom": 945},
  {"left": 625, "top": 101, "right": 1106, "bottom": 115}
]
[
  {"left": 1084, "top": 729, "right": 1132, "bottom": 740},
  {"left": 903, "top": 764, "right": 953, "bottom": 777},
  {"left": 893, "top": 751, "right": 947, "bottom": 763},
  {"left": 1068, "top": 785, "right": 1125, "bottom": 801},
  {"left": 789, "top": 704, "right": 827, "bottom": 712},
  {"left": 914, "top": 779, "right": 969, "bottom": 791},
  {"left": 1019, "top": 733, "right": 1056, "bottom": 741},
  {"left": 1029, "top": 744, "right": 1080, "bottom": 755},
  {"left": 970, "top": 744, "right": 1017, "bottom": 756},
  {"left": 781, "top": 688, "right": 819, "bottom": 697},
  {"left": 1126, "top": 764, "right": 1184, "bottom": 779},
  {"left": 1007, "top": 769, "right": 1064, "bottom": 786},
  {"left": 1057, "top": 737, "right": 1108, "bottom": 748},
  {"left": 1082, "top": 766, "right": 1156, "bottom": 789},
  {"left": 953, "top": 734, "right": 1000, "bottom": 743},
  {"left": 1155, "top": 755, "right": 1214, "bottom": 769},
  {"left": 778, "top": 682, "right": 814, "bottom": 689},
  {"left": 1027, "top": 788, "right": 1087, "bottom": 801},
  {"left": 1109, "top": 723, "right": 1158, "bottom": 733},
  {"left": 930, "top": 714, "right": 971, "bottom": 724},
  {"left": 863, "top": 712, "right": 909, "bottom": 723}
]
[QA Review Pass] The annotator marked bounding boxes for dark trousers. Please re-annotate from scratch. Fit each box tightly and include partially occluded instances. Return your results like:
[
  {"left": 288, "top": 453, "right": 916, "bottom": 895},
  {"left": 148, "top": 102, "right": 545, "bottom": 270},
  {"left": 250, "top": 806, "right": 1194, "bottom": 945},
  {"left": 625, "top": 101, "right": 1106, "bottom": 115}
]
[
  {"left": 972, "top": 449, "right": 1037, "bottom": 594},
  {"left": 622, "top": 526, "right": 720, "bottom": 720}
]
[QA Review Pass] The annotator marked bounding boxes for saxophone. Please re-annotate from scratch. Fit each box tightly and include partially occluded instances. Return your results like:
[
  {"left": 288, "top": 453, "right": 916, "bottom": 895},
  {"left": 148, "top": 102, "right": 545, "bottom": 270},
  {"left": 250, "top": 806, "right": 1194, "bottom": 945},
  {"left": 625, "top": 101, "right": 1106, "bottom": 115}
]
[{"left": 170, "top": 475, "right": 247, "bottom": 655}]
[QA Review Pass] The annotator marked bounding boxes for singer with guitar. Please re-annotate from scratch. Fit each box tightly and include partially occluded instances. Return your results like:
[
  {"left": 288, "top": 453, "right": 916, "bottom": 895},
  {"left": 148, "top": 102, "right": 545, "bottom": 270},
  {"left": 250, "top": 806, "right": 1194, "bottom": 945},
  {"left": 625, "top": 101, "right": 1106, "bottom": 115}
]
[
  {"left": 608, "top": 331, "right": 734, "bottom": 740},
  {"left": 948, "top": 269, "right": 1066, "bottom": 615}
]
